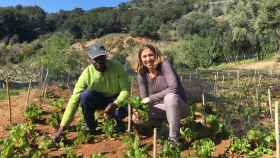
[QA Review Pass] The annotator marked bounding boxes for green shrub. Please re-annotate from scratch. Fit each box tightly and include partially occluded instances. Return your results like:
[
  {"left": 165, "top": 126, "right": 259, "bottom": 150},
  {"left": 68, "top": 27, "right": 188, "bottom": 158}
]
[
  {"left": 24, "top": 104, "right": 43, "bottom": 121},
  {"left": 192, "top": 138, "right": 215, "bottom": 158}
]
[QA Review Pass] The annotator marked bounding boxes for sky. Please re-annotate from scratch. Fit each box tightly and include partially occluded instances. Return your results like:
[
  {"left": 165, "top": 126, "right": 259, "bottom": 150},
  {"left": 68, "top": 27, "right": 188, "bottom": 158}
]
[{"left": 0, "top": 0, "right": 129, "bottom": 13}]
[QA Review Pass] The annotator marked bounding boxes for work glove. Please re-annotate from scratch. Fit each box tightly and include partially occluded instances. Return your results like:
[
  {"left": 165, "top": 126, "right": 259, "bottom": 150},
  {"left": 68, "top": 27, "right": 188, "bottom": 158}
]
[{"left": 51, "top": 126, "right": 64, "bottom": 142}]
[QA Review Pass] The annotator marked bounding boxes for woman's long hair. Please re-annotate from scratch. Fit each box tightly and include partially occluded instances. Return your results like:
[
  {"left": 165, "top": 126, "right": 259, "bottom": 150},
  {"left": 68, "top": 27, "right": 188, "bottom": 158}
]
[{"left": 136, "top": 44, "right": 163, "bottom": 75}]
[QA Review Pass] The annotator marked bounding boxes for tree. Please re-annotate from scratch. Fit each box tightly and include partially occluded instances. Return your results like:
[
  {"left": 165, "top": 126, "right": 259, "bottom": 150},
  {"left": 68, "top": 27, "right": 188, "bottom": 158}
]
[
  {"left": 163, "top": 35, "right": 224, "bottom": 69},
  {"left": 254, "top": 0, "right": 280, "bottom": 53},
  {"left": 176, "top": 11, "right": 218, "bottom": 38},
  {"left": 224, "top": 0, "right": 262, "bottom": 59},
  {"left": 36, "top": 32, "right": 76, "bottom": 79},
  {"left": 129, "top": 14, "right": 160, "bottom": 38}
]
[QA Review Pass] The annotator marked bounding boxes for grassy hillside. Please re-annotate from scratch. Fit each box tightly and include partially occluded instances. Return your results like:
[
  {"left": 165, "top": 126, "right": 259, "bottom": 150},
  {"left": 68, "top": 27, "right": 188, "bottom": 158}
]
[{"left": 208, "top": 54, "right": 280, "bottom": 72}]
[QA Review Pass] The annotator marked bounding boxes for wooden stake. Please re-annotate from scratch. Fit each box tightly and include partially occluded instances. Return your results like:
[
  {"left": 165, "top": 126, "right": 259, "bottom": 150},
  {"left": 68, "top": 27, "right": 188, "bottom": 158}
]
[
  {"left": 66, "top": 71, "right": 71, "bottom": 89},
  {"left": 222, "top": 75, "right": 225, "bottom": 92},
  {"left": 214, "top": 74, "right": 217, "bottom": 94},
  {"left": 25, "top": 79, "right": 32, "bottom": 107},
  {"left": 42, "top": 83, "right": 48, "bottom": 105},
  {"left": 40, "top": 66, "right": 44, "bottom": 85},
  {"left": 41, "top": 68, "right": 49, "bottom": 97},
  {"left": 202, "top": 93, "right": 206, "bottom": 124},
  {"left": 128, "top": 78, "right": 134, "bottom": 133},
  {"left": 6, "top": 79, "right": 11, "bottom": 124},
  {"left": 258, "top": 74, "right": 262, "bottom": 87},
  {"left": 153, "top": 128, "right": 157, "bottom": 158},
  {"left": 128, "top": 104, "right": 131, "bottom": 133},
  {"left": 256, "top": 88, "right": 259, "bottom": 107},
  {"left": 237, "top": 70, "right": 240, "bottom": 88},
  {"left": 268, "top": 88, "right": 273, "bottom": 120},
  {"left": 275, "top": 101, "right": 279, "bottom": 158}
]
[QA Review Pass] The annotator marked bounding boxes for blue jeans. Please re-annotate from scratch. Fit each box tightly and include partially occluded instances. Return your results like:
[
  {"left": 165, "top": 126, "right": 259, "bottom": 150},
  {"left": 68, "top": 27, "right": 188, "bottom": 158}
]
[{"left": 80, "top": 90, "right": 127, "bottom": 131}]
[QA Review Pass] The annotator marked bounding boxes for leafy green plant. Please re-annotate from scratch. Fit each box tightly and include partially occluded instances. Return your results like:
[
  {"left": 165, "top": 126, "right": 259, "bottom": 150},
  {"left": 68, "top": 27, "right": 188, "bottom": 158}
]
[
  {"left": 228, "top": 137, "right": 250, "bottom": 155},
  {"left": 63, "top": 147, "right": 83, "bottom": 158},
  {"left": 159, "top": 139, "right": 181, "bottom": 158},
  {"left": 246, "top": 128, "right": 263, "bottom": 145},
  {"left": 228, "top": 127, "right": 274, "bottom": 157},
  {"left": 129, "top": 96, "right": 150, "bottom": 121},
  {"left": 123, "top": 134, "right": 149, "bottom": 158},
  {"left": 49, "top": 97, "right": 65, "bottom": 111},
  {"left": 74, "top": 124, "right": 95, "bottom": 145},
  {"left": 36, "top": 135, "right": 54, "bottom": 151},
  {"left": 47, "top": 113, "right": 62, "bottom": 128},
  {"left": 206, "top": 114, "right": 227, "bottom": 137},
  {"left": 192, "top": 138, "right": 215, "bottom": 158},
  {"left": 0, "top": 124, "right": 43, "bottom": 157},
  {"left": 247, "top": 145, "right": 273, "bottom": 158},
  {"left": 97, "top": 118, "right": 117, "bottom": 138},
  {"left": 24, "top": 104, "right": 43, "bottom": 122},
  {"left": 180, "top": 127, "right": 197, "bottom": 143},
  {"left": 91, "top": 153, "right": 105, "bottom": 158}
]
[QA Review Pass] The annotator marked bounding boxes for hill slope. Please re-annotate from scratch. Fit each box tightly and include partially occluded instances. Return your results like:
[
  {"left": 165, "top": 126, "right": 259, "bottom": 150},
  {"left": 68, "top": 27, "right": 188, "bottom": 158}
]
[{"left": 211, "top": 55, "right": 280, "bottom": 73}]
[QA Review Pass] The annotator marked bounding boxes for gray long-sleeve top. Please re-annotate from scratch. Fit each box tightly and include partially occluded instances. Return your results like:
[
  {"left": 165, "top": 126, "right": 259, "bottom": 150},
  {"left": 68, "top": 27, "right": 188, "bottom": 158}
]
[{"left": 137, "top": 59, "right": 187, "bottom": 104}]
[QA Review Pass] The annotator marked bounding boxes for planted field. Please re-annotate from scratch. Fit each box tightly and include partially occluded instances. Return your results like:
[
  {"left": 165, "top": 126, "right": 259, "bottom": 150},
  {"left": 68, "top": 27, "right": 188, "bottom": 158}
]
[{"left": 0, "top": 69, "right": 279, "bottom": 158}]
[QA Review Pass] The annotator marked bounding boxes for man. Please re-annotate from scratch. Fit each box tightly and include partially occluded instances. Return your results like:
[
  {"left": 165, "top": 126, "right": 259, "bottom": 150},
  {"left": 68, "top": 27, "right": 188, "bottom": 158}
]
[{"left": 51, "top": 43, "right": 129, "bottom": 141}]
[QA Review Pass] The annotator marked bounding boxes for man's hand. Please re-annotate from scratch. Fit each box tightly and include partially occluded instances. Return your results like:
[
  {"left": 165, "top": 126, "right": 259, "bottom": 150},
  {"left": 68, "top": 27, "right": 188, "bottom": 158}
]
[
  {"left": 104, "top": 102, "right": 117, "bottom": 117},
  {"left": 141, "top": 97, "right": 150, "bottom": 104},
  {"left": 51, "top": 126, "right": 64, "bottom": 142}
]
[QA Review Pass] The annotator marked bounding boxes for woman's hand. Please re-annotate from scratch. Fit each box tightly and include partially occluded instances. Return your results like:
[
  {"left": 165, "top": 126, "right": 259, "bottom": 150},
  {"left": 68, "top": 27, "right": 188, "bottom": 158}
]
[
  {"left": 141, "top": 97, "right": 150, "bottom": 104},
  {"left": 132, "top": 110, "right": 140, "bottom": 123}
]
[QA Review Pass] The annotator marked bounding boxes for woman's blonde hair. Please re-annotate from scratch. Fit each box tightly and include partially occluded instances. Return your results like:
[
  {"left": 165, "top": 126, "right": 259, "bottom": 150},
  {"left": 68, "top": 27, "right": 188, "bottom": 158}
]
[{"left": 136, "top": 44, "right": 163, "bottom": 74}]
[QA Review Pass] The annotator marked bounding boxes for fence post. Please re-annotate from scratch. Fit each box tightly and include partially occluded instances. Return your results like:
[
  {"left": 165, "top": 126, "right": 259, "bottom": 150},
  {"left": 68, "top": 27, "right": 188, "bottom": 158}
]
[
  {"left": 25, "top": 79, "right": 32, "bottom": 107},
  {"left": 41, "top": 68, "right": 49, "bottom": 97},
  {"left": 6, "top": 79, "right": 11, "bottom": 124},
  {"left": 128, "top": 78, "right": 134, "bottom": 133},
  {"left": 275, "top": 101, "right": 279, "bottom": 158},
  {"left": 268, "top": 88, "right": 273, "bottom": 120},
  {"left": 237, "top": 70, "right": 240, "bottom": 88},
  {"left": 153, "top": 128, "right": 157, "bottom": 158},
  {"left": 202, "top": 93, "right": 206, "bottom": 124},
  {"left": 222, "top": 74, "right": 225, "bottom": 92},
  {"left": 258, "top": 74, "right": 262, "bottom": 87}
]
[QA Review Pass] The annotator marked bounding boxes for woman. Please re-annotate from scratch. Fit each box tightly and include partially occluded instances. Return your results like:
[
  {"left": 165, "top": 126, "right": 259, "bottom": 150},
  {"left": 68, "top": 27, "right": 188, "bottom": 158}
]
[{"left": 135, "top": 44, "right": 188, "bottom": 145}]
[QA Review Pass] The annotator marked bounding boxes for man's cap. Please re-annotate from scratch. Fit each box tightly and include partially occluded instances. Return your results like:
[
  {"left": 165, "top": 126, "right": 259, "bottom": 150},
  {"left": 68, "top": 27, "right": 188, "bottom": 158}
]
[{"left": 86, "top": 43, "right": 106, "bottom": 59}]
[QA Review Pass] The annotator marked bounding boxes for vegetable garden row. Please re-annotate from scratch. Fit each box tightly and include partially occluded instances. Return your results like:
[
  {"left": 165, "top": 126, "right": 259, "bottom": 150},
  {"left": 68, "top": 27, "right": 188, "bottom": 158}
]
[{"left": 0, "top": 69, "right": 279, "bottom": 157}]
